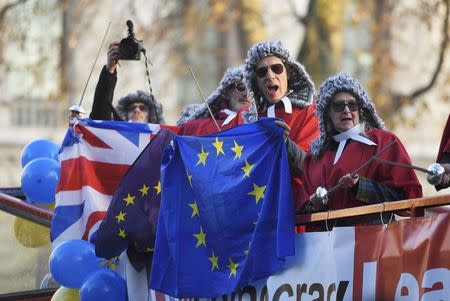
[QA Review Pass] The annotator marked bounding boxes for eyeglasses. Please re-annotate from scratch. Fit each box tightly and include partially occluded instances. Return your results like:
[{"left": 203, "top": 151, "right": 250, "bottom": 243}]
[
  {"left": 330, "top": 101, "right": 359, "bottom": 112},
  {"left": 255, "top": 63, "right": 284, "bottom": 78},
  {"left": 234, "top": 82, "right": 246, "bottom": 93},
  {"left": 128, "top": 104, "right": 149, "bottom": 113}
]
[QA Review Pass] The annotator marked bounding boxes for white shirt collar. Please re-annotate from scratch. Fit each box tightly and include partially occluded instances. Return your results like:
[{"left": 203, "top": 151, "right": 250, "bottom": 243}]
[
  {"left": 332, "top": 124, "right": 376, "bottom": 165},
  {"left": 267, "top": 96, "right": 293, "bottom": 118},
  {"left": 220, "top": 109, "right": 237, "bottom": 126}
]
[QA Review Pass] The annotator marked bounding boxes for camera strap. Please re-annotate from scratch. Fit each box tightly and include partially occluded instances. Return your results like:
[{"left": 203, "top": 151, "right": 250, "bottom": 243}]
[{"left": 142, "top": 49, "right": 153, "bottom": 95}]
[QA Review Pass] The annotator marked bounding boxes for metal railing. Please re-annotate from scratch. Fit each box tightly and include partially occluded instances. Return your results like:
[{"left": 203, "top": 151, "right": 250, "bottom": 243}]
[{"left": 0, "top": 191, "right": 52, "bottom": 227}]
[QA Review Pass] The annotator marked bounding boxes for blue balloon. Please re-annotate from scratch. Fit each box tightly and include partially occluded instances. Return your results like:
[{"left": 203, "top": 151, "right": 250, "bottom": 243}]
[
  {"left": 21, "top": 139, "right": 60, "bottom": 167},
  {"left": 49, "top": 239, "right": 101, "bottom": 289},
  {"left": 21, "top": 158, "right": 60, "bottom": 204},
  {"left": 80, "top": 270, "right": 127, "bottom": 301}
]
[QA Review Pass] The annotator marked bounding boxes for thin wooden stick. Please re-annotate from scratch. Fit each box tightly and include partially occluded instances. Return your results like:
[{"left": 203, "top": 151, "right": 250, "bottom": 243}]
[{"left": 188, "top": 66, "right": 221, "bottom": 132}]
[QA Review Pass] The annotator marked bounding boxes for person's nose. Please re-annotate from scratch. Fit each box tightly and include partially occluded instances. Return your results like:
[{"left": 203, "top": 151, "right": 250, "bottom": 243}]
[
  {"left": 266, "top": 68, "right": 277, "bottom": 79},
  {"left": 342, "top": 104, "right": 351, "bottom": 113}
]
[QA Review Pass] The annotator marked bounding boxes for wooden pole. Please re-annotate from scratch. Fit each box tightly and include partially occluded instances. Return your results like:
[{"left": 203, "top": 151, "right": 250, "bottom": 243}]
[{"left": 296, "top": 194, "right": 450, "bottom": 225}]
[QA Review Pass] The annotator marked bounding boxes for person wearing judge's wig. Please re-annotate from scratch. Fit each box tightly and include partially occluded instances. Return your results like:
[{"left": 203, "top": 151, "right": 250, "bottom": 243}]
[
  {"left": 177, "top": 66, "right": 251, "bottom": 135},
  {"left": 244, "top": 41, "right": 319, "bottom": 205},
  {"left": 299, "top": 73, "right": 422, "bottom": 226}
]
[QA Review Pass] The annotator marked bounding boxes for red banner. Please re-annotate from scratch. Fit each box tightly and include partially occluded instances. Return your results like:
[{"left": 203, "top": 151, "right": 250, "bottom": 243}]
[{"left": 353, "top": 213, "right": 450, "bottom": 300}]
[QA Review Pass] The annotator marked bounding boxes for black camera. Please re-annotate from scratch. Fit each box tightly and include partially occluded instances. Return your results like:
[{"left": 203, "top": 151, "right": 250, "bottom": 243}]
[{"left": 119, "top": 20, "right": 144, "bottom": 60}]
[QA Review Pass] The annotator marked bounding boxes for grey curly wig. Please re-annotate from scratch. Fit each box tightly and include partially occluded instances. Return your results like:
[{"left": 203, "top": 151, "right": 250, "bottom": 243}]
[
  {"left": 116, "top": 90, "right": 164, "bottom": 124},
  {"left": 244, "top": 40, "right": 315, "bottom": 111},
  {"left": 177, "top": 66, "right": 247, "bottom": 126},
  {"left": 310, "top": 73, "right": 385, "bottom": 159}
]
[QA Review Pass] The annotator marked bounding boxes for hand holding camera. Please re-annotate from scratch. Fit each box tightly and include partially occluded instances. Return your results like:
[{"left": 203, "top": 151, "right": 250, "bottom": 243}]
[
  {"left": 106, "top": 41, "right": 120, "bottom": 73},
  {"left": 106, "top": 20, "right": 145, "bottom": 74}
]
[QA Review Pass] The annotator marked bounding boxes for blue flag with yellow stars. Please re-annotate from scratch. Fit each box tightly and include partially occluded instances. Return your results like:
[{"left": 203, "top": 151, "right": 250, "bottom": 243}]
[
  {"left": 95, "top": 128, "right": 176, "bottom": 272},
  {"left": 150, "top": 118, "right": 295, "bottom": 298}
]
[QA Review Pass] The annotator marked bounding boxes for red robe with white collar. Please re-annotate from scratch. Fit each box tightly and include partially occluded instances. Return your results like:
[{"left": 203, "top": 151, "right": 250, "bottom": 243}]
[
  {"left": 299, "top": 128, "right": 422, "bottom": 211},
  {"left": 178, "top": 109, "right": 246, "bottom": 136}
]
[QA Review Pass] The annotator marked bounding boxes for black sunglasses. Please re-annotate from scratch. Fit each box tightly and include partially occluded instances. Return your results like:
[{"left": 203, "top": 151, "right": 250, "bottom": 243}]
[
  {"left": 255, "top": 63, "right": 284, "bottom": 78},
  {"left": 330, "top": 101, "right": 359, "bottom": 113},
  {"left": 234, "top": 82, "right": 246, "bottom": 93},
  {"left": 128, "top": 104, "right": 149, "bottom": 113}
]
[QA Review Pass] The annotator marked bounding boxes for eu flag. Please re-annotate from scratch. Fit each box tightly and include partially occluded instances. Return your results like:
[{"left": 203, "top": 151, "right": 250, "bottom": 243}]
[
  {"left": 95, "top": 128, "right": 176, "bottom": 271},
  {"left": 150, "top": 118, "right": 295, "bottom": 297}
]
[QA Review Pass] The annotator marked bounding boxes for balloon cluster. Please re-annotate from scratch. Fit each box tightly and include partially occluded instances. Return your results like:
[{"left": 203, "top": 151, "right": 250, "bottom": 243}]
[
  {"left": 21, "top": 140, "right": 127, "bottom": 299},
  {"left": 20, "top": 139, "right": 61, "bottom": 204},
  {"left": 49, "top": 240, "right": 127, "bottom": 301}
]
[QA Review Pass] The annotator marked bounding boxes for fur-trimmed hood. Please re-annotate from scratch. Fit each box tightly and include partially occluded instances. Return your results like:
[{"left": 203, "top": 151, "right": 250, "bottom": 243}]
[
  {"left": 116, "top": 90, "right": 164, "bottom": 124},
  {"left": 310, "top": 73, "right": 385, "bottom": 159},
  {"left": 177, "top": 66, "right": 245, "bottom": 126},
  {"left": 244, "top": 40, "right": 315, "bottom": 111}
]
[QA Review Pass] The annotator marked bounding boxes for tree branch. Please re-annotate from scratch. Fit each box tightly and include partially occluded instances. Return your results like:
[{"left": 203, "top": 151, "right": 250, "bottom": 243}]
[
  {"left": 288, "top": 0, "right": 314, "bottom": 27},
  {"left": 404, "top": 0, "right": 449, "bottom": 99}
]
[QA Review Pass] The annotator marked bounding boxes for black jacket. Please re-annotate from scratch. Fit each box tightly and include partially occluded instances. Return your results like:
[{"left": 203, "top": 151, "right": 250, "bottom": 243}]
[{"left": 89, "top": 66, "right": 122, "bottom": 121}]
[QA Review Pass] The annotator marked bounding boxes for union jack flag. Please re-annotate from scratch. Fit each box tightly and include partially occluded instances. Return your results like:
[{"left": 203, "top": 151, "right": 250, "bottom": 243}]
[{"left": 50, "top": 119, "right": 164, "bottom": 247}]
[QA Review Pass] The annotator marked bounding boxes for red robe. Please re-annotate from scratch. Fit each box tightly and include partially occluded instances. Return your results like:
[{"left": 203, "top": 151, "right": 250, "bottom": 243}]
[
  {"left": 259, "top": 104, "right": 319, "bottom": 152},
  {"left": 300, "top": 128, "right": 422, "bottom": 211},
  {"left": 259, "top": 104, "right": 320, "bottom": 204},
  {"left": 178, "top": 107, "right": 248, "bottom": 136}
]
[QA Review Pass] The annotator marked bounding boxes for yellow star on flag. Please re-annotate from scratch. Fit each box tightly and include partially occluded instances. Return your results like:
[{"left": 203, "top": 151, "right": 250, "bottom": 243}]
[
  {"left": 231, "top": 140, "right": 244, "bottom": 159},
  {"left": 146, "top": 247, "right": 154, "bottom": 253},
  {"left": 241, "top": 159, "right": 255, "bottom": 178},
  {"left": 212, "top": 137, "right": 225, "bottom": 156},
  {"left": 115, "top": 211, "right": 126, "bottom": 223},
  {"left": 227, "top": 257, "right": 239, "bottom": 278},
  {"left": 106, "top": 259, "right": 117, "bottom": 270},
  {"left": 99, "top": 258, "right": 118, "bottom": 270},
  {"left": 208, "top": 251, "right": 219, "bottom": 271},
  {"left": 123, "top": 193, "right": 135, "bottom": 206},
  {"left": 154, "top": 181, "right": 161, "bottom": 195},
  {"left": 248, "top": 183, "right": 267, "bottom": 204},
  {"left": 189, "top": 200, "right": 200, "bottom": 217},
  {"left": 118, "top": 229, "right": 127, "bottom": 238},
  {"left": 196, "top": 146, "right": 209, "bottom": 166},
  {"left": 139, "top": 184, "right": 149, "bottom": 196},
  {"left": 193, "top": 226, "right": 206, "bottom": 248},
  {"left": 186, "top": 170, "right": 193, "bottom": 187}
]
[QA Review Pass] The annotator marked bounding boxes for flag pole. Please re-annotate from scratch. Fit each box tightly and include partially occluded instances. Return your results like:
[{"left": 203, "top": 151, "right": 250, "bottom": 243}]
[
  {"left": 188, "top": 66, "right": 221, "bottom": 132},
  {"left": 78, "top": 21, "right": 111, "bottom": 106}
]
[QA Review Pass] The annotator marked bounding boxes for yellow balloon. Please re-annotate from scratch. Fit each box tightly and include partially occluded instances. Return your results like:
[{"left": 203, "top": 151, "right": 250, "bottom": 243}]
[
  {"left": 51, "top": 286, "right": 80, "bottom": 301},
  {"left": 13, "top": 216, "right": 50, "bottom": 248}
]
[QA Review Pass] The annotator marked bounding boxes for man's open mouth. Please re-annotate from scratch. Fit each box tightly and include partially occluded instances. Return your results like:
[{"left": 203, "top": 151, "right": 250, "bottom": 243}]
[{"left": 267, "top": 84, "right": 279, "bottom": 93}]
